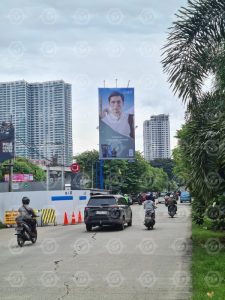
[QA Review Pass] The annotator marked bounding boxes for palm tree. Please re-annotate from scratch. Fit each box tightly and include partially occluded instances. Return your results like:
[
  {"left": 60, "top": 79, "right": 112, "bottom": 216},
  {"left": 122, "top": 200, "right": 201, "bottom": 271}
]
[
  {"left": 162, "top": 0, "right": 225, "bottom": 107},
  {"left": 162, "top": 1, "right": 225, "bottom": 225}
]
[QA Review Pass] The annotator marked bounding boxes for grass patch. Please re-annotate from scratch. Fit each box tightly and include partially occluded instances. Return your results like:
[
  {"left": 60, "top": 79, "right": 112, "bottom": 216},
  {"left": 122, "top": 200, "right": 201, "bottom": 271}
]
[{"left": 192, "top": 223, "right": 225, "bottom": 300}]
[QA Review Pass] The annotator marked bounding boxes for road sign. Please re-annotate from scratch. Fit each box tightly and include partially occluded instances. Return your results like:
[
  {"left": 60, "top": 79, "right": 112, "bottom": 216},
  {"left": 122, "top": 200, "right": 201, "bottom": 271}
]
[{"left": 70, "top": 163, "right": 81, "bottom": 173}]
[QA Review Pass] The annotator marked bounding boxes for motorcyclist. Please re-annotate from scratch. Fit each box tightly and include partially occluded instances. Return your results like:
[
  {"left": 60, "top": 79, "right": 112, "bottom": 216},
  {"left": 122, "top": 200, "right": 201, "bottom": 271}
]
[
  {"left": 143, "top": 197, "right": 156, "bottom": 217},
  {"left": 146, "top": 192, "right": 155, "bottom": 202},
  {"left": 18, "top": 197, "right": 37, "bottom": 235},
  {"left": 124, "top": 194, "right": 129, "bottom": 204},
  {"left": 167, "top": 194, "right": 177, "bottom": 213},
  {"left": 137, "top": 192, "right": 145, "bottom": 205}
]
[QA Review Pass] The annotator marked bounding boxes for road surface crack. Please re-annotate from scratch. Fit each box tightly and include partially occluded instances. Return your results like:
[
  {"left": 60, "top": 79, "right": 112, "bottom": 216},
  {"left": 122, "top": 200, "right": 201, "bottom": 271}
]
[
  {"left": 54, "top": 259, "right": 63, "bottom": 271},
  {"left": 91, "top": 232, "right": 97, "bottom": 240},
  {"left": 73, "top": 250, "right": 78, "bottom": 258},
  {"left": 57, "top": 280, "right": 71, "bottom": 300}
]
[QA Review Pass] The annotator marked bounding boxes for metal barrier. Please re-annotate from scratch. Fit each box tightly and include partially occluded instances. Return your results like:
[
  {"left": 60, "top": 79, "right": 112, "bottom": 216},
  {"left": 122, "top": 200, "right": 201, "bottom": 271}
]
[
  {"left": 4, "top": 211, "right": 19, "bottom": 226},
  {"left": 41, "top": 208, "right": 57, "bottom": 226}
]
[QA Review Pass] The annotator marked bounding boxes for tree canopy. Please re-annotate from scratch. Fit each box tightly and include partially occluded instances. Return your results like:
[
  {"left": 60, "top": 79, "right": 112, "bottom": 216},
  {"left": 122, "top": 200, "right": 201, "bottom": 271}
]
[
  {"left": 162, "top": 0, "right": 225, "bottom": 107},
  {"left": 0, "top": 157, "right": 45, "bottom": 182},
  {"left": 74, "top": 150, "right": 169, "bottom": 194},
  {"left": 163, "top": 0, "right": 225, "bottom": 228}
]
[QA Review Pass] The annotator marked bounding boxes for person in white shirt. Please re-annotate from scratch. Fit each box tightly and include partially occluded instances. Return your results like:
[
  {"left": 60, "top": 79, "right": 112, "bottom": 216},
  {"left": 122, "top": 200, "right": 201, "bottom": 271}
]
[{"left": 101, "top": 91, "right": 134, "bottom": 138}]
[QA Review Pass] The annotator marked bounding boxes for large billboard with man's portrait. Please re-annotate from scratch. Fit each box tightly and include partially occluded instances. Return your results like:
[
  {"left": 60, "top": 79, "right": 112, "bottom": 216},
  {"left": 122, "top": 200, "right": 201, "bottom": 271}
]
[{"left": 99, "top": 88, "right": 135, "bottom": 160}]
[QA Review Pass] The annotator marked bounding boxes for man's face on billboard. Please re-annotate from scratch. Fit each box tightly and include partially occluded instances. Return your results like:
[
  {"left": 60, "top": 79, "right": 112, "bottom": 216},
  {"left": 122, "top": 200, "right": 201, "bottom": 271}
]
[{"left": 109, "top": 96, "right": 123, "bottom": 115}]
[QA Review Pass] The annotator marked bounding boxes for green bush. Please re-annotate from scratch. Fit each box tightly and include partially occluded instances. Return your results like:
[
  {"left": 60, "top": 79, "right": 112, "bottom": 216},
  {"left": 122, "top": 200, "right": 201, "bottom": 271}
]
[{"left": 0, "top": 221, "right": 6, "bottom": 229}]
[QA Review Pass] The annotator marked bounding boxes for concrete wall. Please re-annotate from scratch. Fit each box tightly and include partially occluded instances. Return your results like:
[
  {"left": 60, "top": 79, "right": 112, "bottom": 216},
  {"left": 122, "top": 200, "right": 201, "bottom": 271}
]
[
  {"left": 0, "top": 181, "right": 62, "bottom": 192},
  {"left": 0, "top": 190, "right": 90, "bottom": 225}
]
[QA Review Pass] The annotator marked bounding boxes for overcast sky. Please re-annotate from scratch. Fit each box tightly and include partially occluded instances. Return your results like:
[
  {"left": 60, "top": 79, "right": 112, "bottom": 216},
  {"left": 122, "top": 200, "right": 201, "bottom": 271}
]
[{"left": 0, "top": 0, "right": 187, "bottom": 155}]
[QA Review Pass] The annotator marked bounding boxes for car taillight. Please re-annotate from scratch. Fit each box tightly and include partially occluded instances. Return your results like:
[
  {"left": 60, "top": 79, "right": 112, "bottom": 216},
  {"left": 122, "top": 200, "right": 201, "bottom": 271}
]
[{"left": 110, "top": 208, "right": 120, "bottom": 218}]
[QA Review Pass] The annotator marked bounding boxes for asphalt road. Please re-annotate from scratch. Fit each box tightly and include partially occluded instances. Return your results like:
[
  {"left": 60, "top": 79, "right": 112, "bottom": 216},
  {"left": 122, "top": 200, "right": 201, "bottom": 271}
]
[{"left": 0, "top": 203, "right": 192, "bottom": 300}]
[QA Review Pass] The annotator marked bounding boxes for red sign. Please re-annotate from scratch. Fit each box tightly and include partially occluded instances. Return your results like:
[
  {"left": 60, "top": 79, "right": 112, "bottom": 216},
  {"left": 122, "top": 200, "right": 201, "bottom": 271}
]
[{"left": 70, "top": 163, "right": 80, "bottom": 173}]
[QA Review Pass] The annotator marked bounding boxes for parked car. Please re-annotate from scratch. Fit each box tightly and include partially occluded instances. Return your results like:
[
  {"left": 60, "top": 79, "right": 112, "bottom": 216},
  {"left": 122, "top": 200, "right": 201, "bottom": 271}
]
[
  {"left": 84, "top": 194, "right": 132, "bottom": 231},
  {"left": 157, "top": 192, "right": 167, "bottom": 204},
  {"left": 180, "top": 191, "right": 191, "bottom": 203}
]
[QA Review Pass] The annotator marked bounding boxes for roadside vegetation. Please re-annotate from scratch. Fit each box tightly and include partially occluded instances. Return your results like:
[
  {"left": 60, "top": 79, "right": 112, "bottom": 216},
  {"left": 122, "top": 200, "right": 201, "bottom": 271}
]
[
  {"left": 162, "top": 0, "right": 225, "bottom": 227},
  {"left": 162, "top": 1, "right": 225, "bottom": 298},
  {"left": 74, "top": 150, "right": 175, "bottom": 194},
  {"left": 0, "top": 221, "right": 6, "bottom": 229},
  {"left": 0, "top": 157, "right": 46, "bottom": 182},
  {"left": 192, "top": 223, "right": 225, "bottom": 300}
]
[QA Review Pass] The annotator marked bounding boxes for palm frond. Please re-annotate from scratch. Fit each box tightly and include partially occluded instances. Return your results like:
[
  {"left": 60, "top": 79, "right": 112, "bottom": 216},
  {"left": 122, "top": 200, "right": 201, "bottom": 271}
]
[{"left": 162, "top": 0, "right": 225, "bottom": 106}]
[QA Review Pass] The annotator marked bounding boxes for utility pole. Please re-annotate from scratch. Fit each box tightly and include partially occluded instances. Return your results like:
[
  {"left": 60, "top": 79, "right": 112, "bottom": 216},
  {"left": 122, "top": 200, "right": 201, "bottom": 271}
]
[
  {"left": 8, "top": 118, "right": 15, "bottom": 192},
  {"left": 91, "top": 161, "right": 94, "bottom": 189},
  {"left": 100, "top": 159, "right": 104, "bottom": 189},
  {"left": 8, "top": 160, "right": 13, "bottom": 192},
  {"left": 61, "top": 143, "right": 65, "bottom": 190},
  {"left": 46, "top": 164, "right": 49, "bottom": 191}
]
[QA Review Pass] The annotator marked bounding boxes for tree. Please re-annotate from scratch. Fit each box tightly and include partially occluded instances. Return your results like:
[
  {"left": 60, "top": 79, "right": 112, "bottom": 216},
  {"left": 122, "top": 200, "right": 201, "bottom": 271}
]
[
  {"left": 162, "top": 0, "right": 225, "bottom": 226},
  {"left": 150, "top": 158, "right": 175, "bottom": 181},
  {"left": 0, "top": 157, "right": 45, "bottom": 181},
  {"left": 74, "top": 151, "right": 169, "bottom": 194},
  {"left": 74, "top": 150, "right": 100, "bottom": 189},
  {"left": 172, "top": 146, "right": 189, "bottom": 187},
  {"left": 162, "top": 0, "right": 225, "bottom": 107}
]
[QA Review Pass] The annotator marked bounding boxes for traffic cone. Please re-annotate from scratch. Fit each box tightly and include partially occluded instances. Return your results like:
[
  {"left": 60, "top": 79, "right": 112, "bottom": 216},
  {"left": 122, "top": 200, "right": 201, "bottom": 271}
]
[
  {"left": 64, "top": 212, "right": 69, "bottom": 225},
  {"left": 71, "top": 212, "right": 76, "bottom": 225},
  {"left": 78, "top": 211, "right": 82, "bottom": 223}
]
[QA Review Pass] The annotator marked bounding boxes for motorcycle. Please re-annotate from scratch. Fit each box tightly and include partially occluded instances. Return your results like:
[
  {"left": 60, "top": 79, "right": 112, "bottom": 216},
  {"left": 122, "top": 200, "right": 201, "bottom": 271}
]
[
  {"left": 168, "top": 204, "right": 177, "bottom": 218},
  {"left": 144, "top": 210, "right": 155, "bottom": 230},
  {"left": 15, "top": 216, "right": 38, "bottom": 247}
]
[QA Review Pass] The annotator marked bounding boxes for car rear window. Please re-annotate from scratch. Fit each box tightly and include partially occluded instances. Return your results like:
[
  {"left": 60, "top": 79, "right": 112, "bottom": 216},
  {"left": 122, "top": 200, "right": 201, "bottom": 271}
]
[
  {"left": 181, "top": 192, "right": 189, "bottom": 196},
  {"left": 160, "top": 192, "right": 167, "bottom": 196},
  {"left": 88, "top": 197, "right": 117, "bottom": 206}
]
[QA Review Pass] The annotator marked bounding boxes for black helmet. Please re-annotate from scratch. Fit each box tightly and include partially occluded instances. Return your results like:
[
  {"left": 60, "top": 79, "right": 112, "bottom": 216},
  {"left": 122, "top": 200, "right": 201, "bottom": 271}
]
[{"left": 22, "top": 196, "right": 30, "bottom": 205}]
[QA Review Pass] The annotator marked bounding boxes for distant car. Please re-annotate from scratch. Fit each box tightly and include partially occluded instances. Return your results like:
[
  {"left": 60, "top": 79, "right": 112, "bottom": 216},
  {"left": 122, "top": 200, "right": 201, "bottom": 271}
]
[
  {"left": 152, "top": 192, "right": 158, "bottom": 199},
  {"left": 84, "top": 194, "right": 132, "bottom": 231},
  {"left": 180, "top": 191, "right": 191, "bottom": 203},
  {"left": 157, "top": 192, "right": 167, "bottom": 204},
  {"left": 130, "top": 194, "right": 140, "bottom": 204},
  {"left": 131, "top": 193, "right": 146, "bottom": 205}
]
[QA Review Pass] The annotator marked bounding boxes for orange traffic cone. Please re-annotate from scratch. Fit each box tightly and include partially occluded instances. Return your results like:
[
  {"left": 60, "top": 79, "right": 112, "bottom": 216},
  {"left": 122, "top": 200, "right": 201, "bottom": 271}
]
[
  {"left": 78, "top": 211, "right": 82, "bottom": 223},
  {"left": 64, "top": 212, "right": 69, "bottom": 225},
  {"left": 71, "top": 212, "right": 76, "bottom": 225}
]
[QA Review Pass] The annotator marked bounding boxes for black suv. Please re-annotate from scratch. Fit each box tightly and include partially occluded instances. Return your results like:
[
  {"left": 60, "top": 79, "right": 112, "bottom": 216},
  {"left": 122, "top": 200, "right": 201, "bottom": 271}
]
[{"left": 84, "top": 195, "right": 132, "bottom": 231}]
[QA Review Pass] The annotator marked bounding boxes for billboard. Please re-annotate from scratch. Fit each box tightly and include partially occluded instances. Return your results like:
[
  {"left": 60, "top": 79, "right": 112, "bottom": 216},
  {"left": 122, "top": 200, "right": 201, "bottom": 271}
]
[
  {"left": 99, "top": 88, "right": 135, "bottom": 159},
  {"left": 0, "top": 122, "right": 15, "bottom": 163},
  {"left": 4, "top": 174, "right": 34, "bottom": 182}
]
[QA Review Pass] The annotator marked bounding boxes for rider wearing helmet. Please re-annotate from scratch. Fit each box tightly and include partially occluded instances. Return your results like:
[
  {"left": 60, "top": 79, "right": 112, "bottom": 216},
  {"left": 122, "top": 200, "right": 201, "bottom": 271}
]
[
  {"left": 123, "top": 194, "right": 128, "bottom": 204},
  {"left": 18, "top": 197, "right": 37, "bottom": 234},
  {"left": 146, "top": 192, "right": 155, "bottom": 202},
  {"left": 143, "top": 197, "right": 156, "bottom": 212},
  {"left": 167, "top": 193, "right": 177, "bottom": 213}
]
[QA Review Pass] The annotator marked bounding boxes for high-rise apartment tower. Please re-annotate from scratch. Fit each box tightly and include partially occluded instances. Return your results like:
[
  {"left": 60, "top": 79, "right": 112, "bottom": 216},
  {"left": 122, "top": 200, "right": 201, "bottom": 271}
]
[
  {"left": 143, "top": 114, "right": 170, "bottom": 161},
  {"left": 0, "top": 80, "right": 72, "bottom": 165}
]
